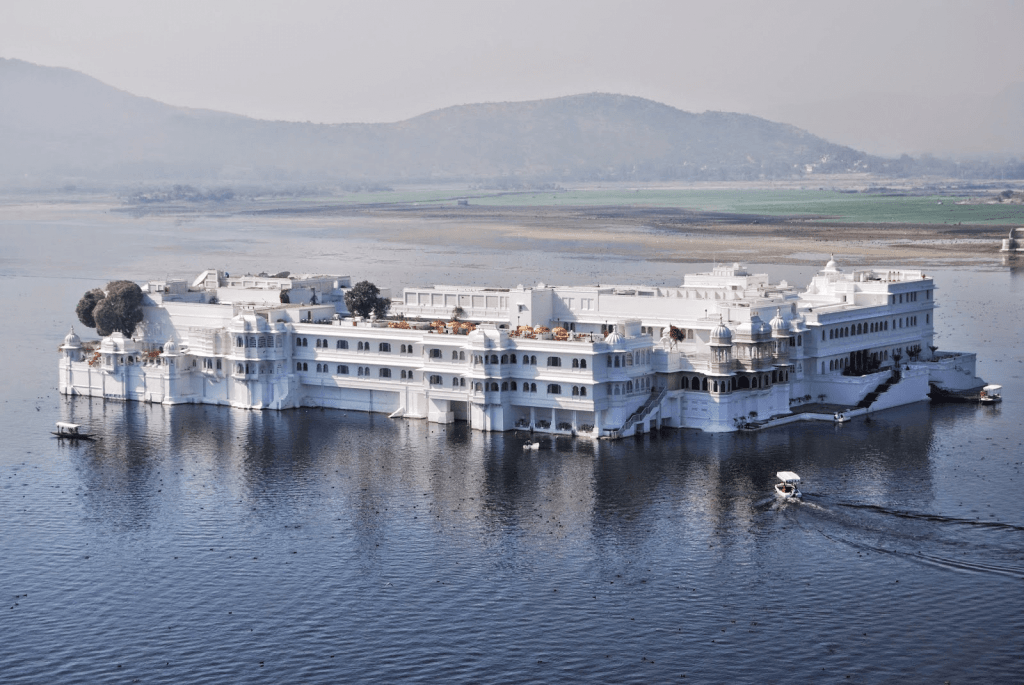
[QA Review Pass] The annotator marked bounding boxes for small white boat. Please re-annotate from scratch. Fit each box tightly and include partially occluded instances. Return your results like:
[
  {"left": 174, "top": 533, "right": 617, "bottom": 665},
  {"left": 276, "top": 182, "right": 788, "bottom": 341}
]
[
  {"left": 52, "top": 422, "right": 95, "bottom": 440},
  {"left": 774, "top": 471, "right": 801, "bottom": 499},
  {"left": 833, "top": 412, "right": 849, "bottom": 423},
  {"left": 523, "top": 442, "right": 540, "bottom": 451},
  {"left": 979, "top": 384, "right": 1002, "bottom": 405}
]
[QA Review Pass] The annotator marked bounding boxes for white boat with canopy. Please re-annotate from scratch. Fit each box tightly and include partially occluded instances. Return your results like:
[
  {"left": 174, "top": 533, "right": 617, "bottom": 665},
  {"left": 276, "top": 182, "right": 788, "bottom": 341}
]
[
  {"left": 774, "top": 471, "right": 801, "bottom": 499},
  {"left": 979, "top": 385, "right": 1002, "bottom": 405},
  {"left": 52, "top": 422, "right": 95, "bottom": 440}
]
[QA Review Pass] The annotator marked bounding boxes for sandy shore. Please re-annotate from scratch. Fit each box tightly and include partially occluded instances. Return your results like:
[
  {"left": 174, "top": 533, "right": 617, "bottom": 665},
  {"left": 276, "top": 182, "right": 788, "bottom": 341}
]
[{"left": 360, "top": 204, "right": 1012, "bottom": 268}]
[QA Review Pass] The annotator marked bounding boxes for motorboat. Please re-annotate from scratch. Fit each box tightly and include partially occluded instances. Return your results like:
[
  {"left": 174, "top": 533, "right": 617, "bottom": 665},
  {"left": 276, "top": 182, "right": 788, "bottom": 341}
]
[
  {"left": 52, "top": 422, "right": 95, "bottom": 440},
  {"left": 979, "top": 385, "right": 1002, "bottom": 405},
  {"left": 774, "top": 471, "right": 801, "bottom": 499},
  {"left": 833, "top": 412, "right": 849, "bottom": 423},
  {"left": 523, "top": 442, "right": 540, "bottom": 450}
]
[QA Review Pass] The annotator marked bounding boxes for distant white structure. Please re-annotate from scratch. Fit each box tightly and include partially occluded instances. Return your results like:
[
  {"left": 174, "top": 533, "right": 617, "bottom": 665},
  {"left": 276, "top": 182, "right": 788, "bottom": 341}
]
[
  {"left": 59, "top": 259, "right": 983, "bottom": 436},
  {"left": 1000, "top": 227, "right": 1024, "bottom": 252}
]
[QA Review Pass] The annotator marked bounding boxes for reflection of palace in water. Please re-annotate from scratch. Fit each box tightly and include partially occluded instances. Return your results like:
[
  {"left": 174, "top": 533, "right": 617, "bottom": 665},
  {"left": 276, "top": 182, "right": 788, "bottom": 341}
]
[{"left": 60, "top": 259, "right": 983, "bottom": 436}]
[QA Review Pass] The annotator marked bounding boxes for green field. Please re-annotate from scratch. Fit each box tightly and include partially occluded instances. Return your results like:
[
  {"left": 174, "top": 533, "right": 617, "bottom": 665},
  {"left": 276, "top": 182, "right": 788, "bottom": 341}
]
[{"left": 316, "top": 187, "right": 1024, "bottom": 226}]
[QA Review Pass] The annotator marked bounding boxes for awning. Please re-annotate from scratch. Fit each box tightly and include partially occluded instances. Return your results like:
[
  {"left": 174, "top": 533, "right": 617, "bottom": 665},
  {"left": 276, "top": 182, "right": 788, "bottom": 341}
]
[{"left": 776, "top": 471, "right": 801, "bottom": 483}]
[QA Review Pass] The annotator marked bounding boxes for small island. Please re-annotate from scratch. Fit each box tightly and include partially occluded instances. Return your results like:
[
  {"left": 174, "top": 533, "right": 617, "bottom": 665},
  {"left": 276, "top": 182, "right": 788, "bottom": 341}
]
[{"left": 59, "top": 259, "right": 984, "bottom": 437}]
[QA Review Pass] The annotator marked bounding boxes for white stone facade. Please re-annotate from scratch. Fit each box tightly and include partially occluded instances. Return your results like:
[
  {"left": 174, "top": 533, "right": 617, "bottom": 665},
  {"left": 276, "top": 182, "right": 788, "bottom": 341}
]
[{"left": 59, "top": 260, "right": 983, "bottom": 436}]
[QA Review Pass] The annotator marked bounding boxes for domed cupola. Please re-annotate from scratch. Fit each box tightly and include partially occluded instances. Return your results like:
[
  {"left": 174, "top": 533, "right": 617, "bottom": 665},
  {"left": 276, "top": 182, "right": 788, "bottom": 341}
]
[
  {"left": 162, "top": 338, "right": 180, "bottom": 356},
  {"left": 63, "top": 327, "right": 82, "bottom": 348},
  {"left": 710, "top": 321, "right": 732, "bottom": 345},
  {"left": 769, "top": 308, "right": 789, "bottom": 335},
  {"left": 604, "top": 330, "right": 624, "bottom": 346},
  {"left": 823, "top": 254, "right": 841, "bottom": 273}
]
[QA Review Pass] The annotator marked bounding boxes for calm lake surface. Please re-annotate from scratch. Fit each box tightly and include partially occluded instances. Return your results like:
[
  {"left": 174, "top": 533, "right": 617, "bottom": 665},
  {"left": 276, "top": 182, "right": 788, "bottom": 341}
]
[{"left": 2, "top": 205, "right": 1023, "bottom": 683}]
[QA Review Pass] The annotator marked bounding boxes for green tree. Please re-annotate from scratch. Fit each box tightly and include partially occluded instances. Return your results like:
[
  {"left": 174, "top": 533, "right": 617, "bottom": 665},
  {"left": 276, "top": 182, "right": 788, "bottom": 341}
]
[
  {"left": 344, "top": 281, "right": 390, "bottom": 319},
  {"left": 75, "top": 288, "right": 106, "bottom": 329},
  {"left": 91, "top": 280, "right": 145, "bottom": 337},
  {"left": 279, "top": 290, "right": 290, "bottom": 304}
]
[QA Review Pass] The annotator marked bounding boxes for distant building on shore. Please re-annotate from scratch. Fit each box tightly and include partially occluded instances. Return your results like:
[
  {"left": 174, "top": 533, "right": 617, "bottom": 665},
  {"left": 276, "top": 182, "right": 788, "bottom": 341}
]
[
  {"left": 59, "top": 259, "right": 983, "bottom": 436},
  {"left": 1000, "top": 227, "right": 1024, "bottom": 252}
]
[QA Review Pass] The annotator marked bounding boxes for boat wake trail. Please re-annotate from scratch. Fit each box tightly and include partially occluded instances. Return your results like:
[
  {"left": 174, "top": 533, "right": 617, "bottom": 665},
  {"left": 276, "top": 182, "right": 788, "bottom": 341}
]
[
  {"left": 834, "top": 502, "right": 1024, "bottom": 533},
  {"left": 819, "top": 531, "right": 1024, "bottom": 580}
]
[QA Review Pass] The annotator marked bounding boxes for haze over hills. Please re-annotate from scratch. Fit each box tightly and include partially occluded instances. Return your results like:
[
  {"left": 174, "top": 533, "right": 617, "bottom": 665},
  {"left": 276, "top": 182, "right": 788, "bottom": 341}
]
[{"left": 0, "top": 58, "right": 1019, "bottom": 190}]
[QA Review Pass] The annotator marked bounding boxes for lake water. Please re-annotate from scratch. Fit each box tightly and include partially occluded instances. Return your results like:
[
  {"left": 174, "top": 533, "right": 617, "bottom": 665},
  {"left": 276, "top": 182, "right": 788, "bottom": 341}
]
[{"left": 2, "top": 204, "right": 1022, "bottom": 683}]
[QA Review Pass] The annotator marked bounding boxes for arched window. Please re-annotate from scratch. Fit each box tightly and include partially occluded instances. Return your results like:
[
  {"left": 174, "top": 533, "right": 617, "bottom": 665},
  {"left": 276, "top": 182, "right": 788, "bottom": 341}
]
[
  {"left": 315, "top": 339, "right": 322, "bottom": 348},
  {"left": 490, "top": 382, "right": 499, "bottom": 391},
  {"left": 702, "top": 378, "right": 708, "bottom": 391},
  {"left": 452, "top": 350, "right": 459, "bottom": 360},
  {"left": 530, "top": 383, "right": 537, "bottom": 393},
  {"left": 509, "top": 354, "right": 516, "bottom": 363},
  {"left": 572, "top": 358, "right": 580, "bottom": 368},
  {"left": 216, "top": 360, "right": 221, "bottom": 370},
  {"left": 379, "top": 368, "right": 391, "bottom": 378},
  {"left": 379, "top": 342, "right": 391, "bottom": 352},
  {"left": 501, "top": 354, "right": 508, "bottom": 364},
  {"left": 338, "top": 365, "right": 348, "bottom": 374},
  {"left": 547, "top": 384, "right": 561, "bottom": 395},
  {"left": 357, "top": 367, "right": 364, "bottom": 376},
  {"left": 475, "top": 382, "right": 482, "bottom": 391},
  {"left": 237, "top": 337, "right": 244, "bottom": 347},
  {"left": 614, "top": 385, "right": 620, "bottom": 395},
  {"left": 429, "top": 374, "right": 442, "bottom": 384},
  {"left": 607, "top": 356, "right": 612, "bottom": 367},
  {"left": 530, "top": 355, "right": 537, "bottom": 365},
  {"left": 430, "top": 348, "right": 442, "bottom": 358},
  {"left": 829, "top": 329, "right": 834, "bottom": 340},
  {"left": 337, "top": 340, "right": 348, "bottom": 349},
  {"left": 547, "top": 356, "right": 561, "bottom": 367},
  {"left": 301, "top": 362, "right": 308, "bottom": 371},
  {"left": 510, "top": 381, "right": 517, "bottom": 391},
  {"left": 614, "top": 357, "right": 621, "bottom": 368},
  {"left": 460, "top": 378, "right": 466, "bottom": 387},
  {"left": 572, "top": 386, "right": 579, "bottom": 396},
  {"left": 627, "top": 381, "right": 633, "bottom": 393},
  {"left": 580, "top": 359, "right": 587, "bottom": 369},
  {"left": 797, "top": 334, "right": 802, "bottom": 346},
  {"left": 502, "top": 381, "right": 509, "bottom": 391},
  {"left": 237, "top": 364, "right": 244, "bottom": 374},
  {"left": 489, "top": 354, "right": 499, "bottom": 364},
  {"left": 452, "top": 377, "right": 459, "bottom": 387},
  {"left": 625, "top": 353, "right": 634, "bottom": 366},
  {"left": 459, "top": 351, "right": 465, "bottom": 361},
  {"left": 580, "top": 387, "right": 587, "bottom": 397},
  {"left": 316, "top": 363, "right": 322, "bottom": 372}
]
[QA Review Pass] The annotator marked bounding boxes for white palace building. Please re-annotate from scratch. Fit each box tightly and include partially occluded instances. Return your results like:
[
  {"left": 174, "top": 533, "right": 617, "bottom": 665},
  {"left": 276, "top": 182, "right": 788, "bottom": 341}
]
[{"left": 59, "top": 260, "right": 984, "bottom": 436}]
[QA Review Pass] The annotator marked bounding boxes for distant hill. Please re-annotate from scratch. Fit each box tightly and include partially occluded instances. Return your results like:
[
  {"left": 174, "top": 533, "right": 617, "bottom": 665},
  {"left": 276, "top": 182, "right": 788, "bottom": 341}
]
[{"left": 0, "top": 58, "right": 937, "bottom": 188}]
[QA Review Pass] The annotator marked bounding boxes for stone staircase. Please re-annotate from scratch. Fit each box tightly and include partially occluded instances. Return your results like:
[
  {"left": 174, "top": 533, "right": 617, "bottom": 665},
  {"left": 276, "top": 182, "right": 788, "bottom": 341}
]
[
  {"left": 857, "top": 371, "right": 898, "bottom": 409},
  {"left": 618, "top": 388, "right": 667, "bottom": 436}
]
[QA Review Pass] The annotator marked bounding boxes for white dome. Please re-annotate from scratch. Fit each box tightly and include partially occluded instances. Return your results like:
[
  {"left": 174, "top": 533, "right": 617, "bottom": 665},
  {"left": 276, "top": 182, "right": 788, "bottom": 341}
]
[
  {"left": 604, "top": 331, "right": 623, "bottom": 345},
  {"left": 63, "top": 327, "right": 81, "bottom": 347},
  {"left": 710, "top": 322, "right": 732, "bottom": 343},
  {"left": 162, "top": 339, "right": 179, "bottom": 355},
  {"left": 769, "top": 308, "right": 789, "bottom": 333}
]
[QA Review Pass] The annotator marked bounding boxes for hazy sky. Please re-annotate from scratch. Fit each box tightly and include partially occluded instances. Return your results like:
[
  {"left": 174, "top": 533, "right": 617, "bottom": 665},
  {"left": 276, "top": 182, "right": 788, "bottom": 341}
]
[{"left": 3, "top": 0, "right": 1022, "bottom": 154}]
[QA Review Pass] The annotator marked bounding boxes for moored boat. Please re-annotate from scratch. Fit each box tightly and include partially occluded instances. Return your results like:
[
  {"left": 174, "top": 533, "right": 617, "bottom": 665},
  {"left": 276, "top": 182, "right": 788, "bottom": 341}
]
[{"left": 979, "top": 384, "right": 1002, "bottom": 405}]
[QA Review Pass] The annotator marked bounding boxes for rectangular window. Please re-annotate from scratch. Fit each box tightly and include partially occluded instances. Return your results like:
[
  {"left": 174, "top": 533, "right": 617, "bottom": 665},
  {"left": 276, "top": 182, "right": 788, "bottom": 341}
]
[
  {"left": 472, "top": 295, "right": 484, "bottom": 308},
  {"left": 445, "top": 294, "right": 457, "bottom": 306},
  {"left": 432, "top": 294, "right": 443, "bottom": 306}
]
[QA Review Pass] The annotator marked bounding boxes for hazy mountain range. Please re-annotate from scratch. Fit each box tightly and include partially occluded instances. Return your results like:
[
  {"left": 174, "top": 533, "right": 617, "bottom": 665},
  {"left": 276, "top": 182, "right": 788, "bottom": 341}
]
[{"left": 0, "top": 58, "right": 1019, "bottom": 189}]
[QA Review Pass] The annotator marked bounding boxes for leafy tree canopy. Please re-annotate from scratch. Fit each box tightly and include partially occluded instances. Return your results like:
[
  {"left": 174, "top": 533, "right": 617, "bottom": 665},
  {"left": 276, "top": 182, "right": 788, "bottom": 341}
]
[
  {"left": 75, "top": 288, "right": 106, "bottom": 329},
  {"left": 81, "top": 280, "right": 144, "bottom": 337},
  {"left": 344, "top": 281, "right": 390, "bottom": 319}
]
